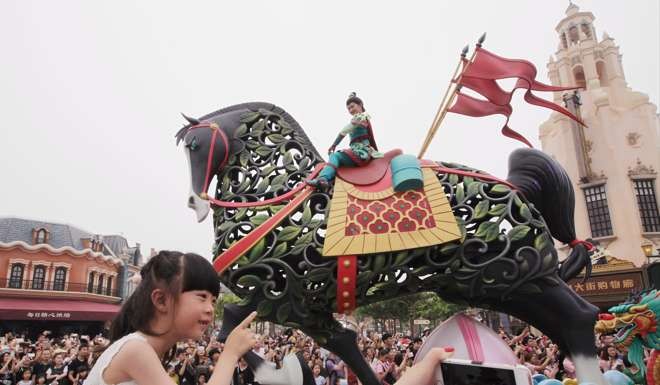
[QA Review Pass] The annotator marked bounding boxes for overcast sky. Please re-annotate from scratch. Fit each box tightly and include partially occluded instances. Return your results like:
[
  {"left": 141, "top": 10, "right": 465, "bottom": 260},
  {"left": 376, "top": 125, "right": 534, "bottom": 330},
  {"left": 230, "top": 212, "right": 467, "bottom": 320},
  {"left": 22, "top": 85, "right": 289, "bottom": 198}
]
[{"left": 1, "top": 1, "right": 658, "bottom": 259}]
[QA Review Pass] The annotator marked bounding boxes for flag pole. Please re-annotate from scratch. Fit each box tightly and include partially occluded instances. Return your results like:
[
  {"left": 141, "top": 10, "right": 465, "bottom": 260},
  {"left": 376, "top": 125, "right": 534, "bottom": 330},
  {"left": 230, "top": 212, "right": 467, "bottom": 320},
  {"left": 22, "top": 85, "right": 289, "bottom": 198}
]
[
  {"left": 417, "top": 46, "right": 468, "bottom": 159},
  {"left": 418, "top": 33, "right": 486, "bottom": 159}
]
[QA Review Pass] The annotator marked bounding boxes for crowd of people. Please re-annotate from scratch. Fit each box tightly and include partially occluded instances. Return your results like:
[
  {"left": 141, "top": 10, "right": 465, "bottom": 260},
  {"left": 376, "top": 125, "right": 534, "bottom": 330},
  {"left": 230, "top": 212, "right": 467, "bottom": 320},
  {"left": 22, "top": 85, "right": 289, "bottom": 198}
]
[
  {"left": 499, "top": 326, "right": 647, "bottom": 384},
  {"left": 0, "top": 322, "right": 649, "bottom": 385}
]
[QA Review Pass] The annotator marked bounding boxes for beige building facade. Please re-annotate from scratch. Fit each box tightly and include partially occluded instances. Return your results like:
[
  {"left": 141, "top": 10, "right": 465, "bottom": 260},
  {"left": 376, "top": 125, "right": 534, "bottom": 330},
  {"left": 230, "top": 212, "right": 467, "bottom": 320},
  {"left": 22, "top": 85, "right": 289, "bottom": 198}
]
[{"left": 539, "top": 3, "right": 660, "bottom": 267}]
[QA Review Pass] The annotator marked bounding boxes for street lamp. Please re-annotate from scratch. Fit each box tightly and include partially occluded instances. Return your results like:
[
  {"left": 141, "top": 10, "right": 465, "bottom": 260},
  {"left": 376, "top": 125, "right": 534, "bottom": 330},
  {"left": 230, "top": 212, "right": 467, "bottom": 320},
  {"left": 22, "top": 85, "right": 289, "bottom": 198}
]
[{"left": 641, "top": 240, "right": 660, "bottom": 263}]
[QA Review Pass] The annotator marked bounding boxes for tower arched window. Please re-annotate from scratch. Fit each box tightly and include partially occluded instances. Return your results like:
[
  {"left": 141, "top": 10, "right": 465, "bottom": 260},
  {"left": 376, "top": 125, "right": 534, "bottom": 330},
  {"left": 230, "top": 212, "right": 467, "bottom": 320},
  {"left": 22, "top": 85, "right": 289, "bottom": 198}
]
[
  {"left": 53, "top": 267, "right": 67, "bottom": 291},
  {"left": 32, "top": 266, "right": 46, "bottom": 290},
  {"left": 9, "top": 264, "right": 25, "bottom": 288},
  {"left": 568, "top": 25, "right": 579, "bottom": 44},
  {"left": 88, "top": 272, "right": 96, "bottom": 293},
  {"left": 573, "top": 66, "right": 586, "bottom": 89}
]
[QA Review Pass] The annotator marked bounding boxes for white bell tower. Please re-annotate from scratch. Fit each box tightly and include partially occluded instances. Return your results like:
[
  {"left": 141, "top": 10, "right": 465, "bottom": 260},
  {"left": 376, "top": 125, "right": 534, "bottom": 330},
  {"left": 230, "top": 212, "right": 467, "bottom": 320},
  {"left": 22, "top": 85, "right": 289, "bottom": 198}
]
[{"left": 539, "top": 2, "right": 660, "bottom": 266}]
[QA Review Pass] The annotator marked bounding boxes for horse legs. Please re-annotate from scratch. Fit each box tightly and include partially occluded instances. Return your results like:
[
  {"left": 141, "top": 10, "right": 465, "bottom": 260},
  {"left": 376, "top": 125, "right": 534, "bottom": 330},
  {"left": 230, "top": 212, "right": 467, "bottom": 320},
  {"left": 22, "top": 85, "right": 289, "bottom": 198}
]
[
  {"left": 486, "top": 281, "right": 604, "bottom": 385},
  {"left": 218, "top": 303, "right": 314, "bottom": 385},
  {"left": 303, "top": 317, "right": 381, "bottom": 385}
]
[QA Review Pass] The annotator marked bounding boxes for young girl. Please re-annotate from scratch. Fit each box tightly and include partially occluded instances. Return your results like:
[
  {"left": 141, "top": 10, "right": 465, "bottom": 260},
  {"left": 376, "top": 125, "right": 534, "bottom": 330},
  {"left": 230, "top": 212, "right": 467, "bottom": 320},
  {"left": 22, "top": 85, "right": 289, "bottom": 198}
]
[
  {"left": 84, "top": 251, "right": 258, "bottom": 385},
  {"left": 16, "top": 369, "right": 33, "bottom": 385}
]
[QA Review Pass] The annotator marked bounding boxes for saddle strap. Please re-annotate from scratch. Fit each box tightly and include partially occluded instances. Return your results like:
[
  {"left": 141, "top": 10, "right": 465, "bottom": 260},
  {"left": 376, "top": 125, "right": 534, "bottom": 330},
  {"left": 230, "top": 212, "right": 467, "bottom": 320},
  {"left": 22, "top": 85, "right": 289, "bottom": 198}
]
[
  {"left": 336, "top": 255, "right": 357, "bottom": 314},
  {"left": 212, "top": 186, "right": 315, "bottom": 273}
]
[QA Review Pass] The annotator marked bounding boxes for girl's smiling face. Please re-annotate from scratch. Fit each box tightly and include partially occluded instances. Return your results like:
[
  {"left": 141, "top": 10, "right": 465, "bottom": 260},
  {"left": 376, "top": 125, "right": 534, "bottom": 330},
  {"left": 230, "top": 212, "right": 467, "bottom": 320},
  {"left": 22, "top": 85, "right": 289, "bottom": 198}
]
[{"left": 172, "top": 290, "right": 216, "bottom": 340}]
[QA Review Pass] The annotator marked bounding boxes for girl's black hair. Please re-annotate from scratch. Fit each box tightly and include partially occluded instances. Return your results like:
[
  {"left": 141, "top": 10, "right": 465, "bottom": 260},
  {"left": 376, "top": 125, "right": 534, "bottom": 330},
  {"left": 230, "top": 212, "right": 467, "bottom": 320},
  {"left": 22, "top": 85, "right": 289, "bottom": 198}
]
[{"left": 109, "top": 250, "right": 219, "bottom": 345}]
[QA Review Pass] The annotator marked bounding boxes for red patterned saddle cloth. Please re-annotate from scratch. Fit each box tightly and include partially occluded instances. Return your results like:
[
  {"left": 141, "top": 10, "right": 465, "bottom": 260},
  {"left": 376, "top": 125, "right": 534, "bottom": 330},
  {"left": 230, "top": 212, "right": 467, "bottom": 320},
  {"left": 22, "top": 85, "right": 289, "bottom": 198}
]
[{"left": 323, "top": 168, "right": 461, "bottom": 256}]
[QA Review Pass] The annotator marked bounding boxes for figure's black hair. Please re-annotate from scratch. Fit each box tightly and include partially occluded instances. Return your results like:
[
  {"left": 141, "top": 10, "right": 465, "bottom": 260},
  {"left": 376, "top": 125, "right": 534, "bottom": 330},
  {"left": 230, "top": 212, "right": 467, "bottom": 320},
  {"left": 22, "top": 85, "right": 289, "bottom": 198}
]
[
  {"left": 346, "top": 92, "right": 365, "bottom": 111},
  {"left": 109, "top": 251, "right": 219, "bottom": 344}
]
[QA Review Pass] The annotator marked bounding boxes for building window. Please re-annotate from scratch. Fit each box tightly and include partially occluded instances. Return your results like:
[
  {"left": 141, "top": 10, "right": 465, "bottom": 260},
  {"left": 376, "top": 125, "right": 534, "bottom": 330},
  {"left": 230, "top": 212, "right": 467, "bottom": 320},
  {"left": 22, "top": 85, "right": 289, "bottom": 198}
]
[
  {"left": 106, "top": 276, "right": 113, "bottom": 296},
  {"left": 9, "top": 264, "right": 25, "bottom": 288},
  {"left": 32, "top": 266, "right": 46, "bottom": 290},
  {"left": 35, "top": 229, "right": 48, "bottom": 244},
  {"left": 53, "top": 267, "right": 67, "bottom": 291},
  {"left": 583, "top": 184, "right": 614, "bottom": 238},
  {"left": 634, "top": 179, "right": 660, "bottom": 232},
  {"left": 88, "top": 272, "right": 95, "bottom": 293},
  {"left": 97, "top": 274, "right": 104, "bottom": 294}
]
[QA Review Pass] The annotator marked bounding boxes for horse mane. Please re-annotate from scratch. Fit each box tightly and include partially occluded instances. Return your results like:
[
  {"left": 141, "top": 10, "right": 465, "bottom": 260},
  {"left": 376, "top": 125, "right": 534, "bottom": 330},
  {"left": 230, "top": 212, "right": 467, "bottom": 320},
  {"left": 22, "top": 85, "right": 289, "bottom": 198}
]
[{"left": 175, "top": 102, "right": 321, "bottom": 159}]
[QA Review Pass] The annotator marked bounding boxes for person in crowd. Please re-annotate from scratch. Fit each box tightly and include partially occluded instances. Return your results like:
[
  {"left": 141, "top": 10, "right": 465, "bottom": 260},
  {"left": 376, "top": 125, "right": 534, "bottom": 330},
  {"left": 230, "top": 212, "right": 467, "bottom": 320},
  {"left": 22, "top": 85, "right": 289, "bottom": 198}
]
[
  {"left": 175, "top": 350, "right": 196, "bottom": 385},
  {"left": 32, "top": 349, "right": 52, "bottom": 382},
  {"left": 231, "top": 357, "right": 255, "bottom": 385},
  {"left": 313, "top": 364, "right": 326, "bottom": 385},
  {"left": 45, "top": 352, "right": 68, "bottom": 385},
  {"left": 381, "top": 334, "right": 395, "bottom": 350},
  {"left": 0, "top": 352, "right": 15, "bottom": 385},
  {"left": 66, "top": 344, "right": 89, "bottom": 385},
  {"left": 16, "top": 369, "right": 33, "bottom": 385}
]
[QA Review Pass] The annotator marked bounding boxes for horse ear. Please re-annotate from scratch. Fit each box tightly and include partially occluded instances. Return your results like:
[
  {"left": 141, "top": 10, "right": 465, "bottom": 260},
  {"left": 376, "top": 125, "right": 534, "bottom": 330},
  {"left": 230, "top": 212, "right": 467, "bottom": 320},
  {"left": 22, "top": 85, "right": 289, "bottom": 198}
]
[{"left": 181, "top": 113, "right": 200, "bottom": 126}]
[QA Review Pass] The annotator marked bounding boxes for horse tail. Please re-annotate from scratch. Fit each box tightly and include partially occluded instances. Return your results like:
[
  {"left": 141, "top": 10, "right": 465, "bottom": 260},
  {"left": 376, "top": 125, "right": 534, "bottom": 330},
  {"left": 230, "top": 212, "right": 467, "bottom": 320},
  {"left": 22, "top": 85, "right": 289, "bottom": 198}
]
[{"left": 506, "top": 148, "right": 592, "bottom": 282}]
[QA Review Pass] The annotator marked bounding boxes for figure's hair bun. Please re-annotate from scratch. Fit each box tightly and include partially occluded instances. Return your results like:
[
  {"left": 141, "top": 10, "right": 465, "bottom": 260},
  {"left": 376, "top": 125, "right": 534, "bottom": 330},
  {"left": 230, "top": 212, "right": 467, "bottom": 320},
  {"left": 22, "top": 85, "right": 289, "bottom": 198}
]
[{"left": 346, "top": 92, "right": 364, "bottom": 109}]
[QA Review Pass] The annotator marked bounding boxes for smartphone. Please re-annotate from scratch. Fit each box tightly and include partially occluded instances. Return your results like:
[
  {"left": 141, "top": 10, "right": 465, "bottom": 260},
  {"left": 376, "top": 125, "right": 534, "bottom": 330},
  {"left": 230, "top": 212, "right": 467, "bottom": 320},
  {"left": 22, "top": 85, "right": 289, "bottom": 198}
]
[{"left": 436, "top": 359, "right": 531, "bottom": 385}]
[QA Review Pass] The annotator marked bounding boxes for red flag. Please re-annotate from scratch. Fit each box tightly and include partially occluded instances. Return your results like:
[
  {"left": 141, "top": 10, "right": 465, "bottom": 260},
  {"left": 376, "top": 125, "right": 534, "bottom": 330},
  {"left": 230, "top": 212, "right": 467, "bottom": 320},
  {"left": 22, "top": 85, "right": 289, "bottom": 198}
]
[
  {"left": 448, "top": 92, "right": 533, "bottom": 148},
  {"left": 459, "top": 47, "right": 585, "bottom": 126},
  {"left": 446, "top": 47, "right": 586, "bottom": 147},
  {"left": 448, "top": 92, "right": 512, "bottom": 117},
  {"left": 458, "top": 76, "right": 511, "bottom": 106},
  {"left": 462, "top": 48, "right": 570, "bottom": 89}
]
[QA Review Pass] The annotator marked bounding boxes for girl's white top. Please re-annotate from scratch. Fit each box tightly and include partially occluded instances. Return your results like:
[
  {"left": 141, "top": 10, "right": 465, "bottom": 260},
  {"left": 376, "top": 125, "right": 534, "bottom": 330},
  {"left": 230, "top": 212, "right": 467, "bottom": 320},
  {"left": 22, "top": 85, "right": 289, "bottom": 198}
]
[{"left": 84, "top": 332, "right": 147, "bottom": 385}]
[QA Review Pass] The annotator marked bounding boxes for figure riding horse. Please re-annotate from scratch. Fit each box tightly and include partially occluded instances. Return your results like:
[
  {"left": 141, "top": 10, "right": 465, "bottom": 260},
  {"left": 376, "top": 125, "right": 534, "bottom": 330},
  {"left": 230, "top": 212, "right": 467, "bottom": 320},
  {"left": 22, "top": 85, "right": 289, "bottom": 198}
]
[{"left": 176, "top": 101, "right": 605, "bottom": 385}]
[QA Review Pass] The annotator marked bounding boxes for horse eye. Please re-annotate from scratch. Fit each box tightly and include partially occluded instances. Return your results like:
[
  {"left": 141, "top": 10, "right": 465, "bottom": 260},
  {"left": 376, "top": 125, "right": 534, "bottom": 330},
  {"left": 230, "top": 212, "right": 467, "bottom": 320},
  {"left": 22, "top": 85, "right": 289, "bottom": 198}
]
[{"left": 187, "top": 136, "right": 200, "bottom": 151}]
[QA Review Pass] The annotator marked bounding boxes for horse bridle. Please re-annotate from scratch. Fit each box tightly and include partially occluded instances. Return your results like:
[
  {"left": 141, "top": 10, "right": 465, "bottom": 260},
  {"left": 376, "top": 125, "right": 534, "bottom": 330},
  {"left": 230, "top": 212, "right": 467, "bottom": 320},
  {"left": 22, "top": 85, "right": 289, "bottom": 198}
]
[{"left": 187, "top": 122, "right": 230, "bottom": 198}]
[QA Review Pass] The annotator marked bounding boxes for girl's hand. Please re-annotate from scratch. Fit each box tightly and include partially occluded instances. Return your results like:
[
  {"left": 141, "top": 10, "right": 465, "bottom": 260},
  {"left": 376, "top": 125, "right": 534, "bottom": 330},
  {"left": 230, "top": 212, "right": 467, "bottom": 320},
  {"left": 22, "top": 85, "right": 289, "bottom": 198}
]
[{"left": 223, "top": 312, "right": 258, "bottom": 360}]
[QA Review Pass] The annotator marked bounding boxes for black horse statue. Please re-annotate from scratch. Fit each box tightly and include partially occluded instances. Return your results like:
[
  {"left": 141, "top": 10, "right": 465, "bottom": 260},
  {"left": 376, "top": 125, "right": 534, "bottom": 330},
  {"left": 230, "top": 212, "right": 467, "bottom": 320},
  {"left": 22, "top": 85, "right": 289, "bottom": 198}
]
[{"left": 176, "top": 102, "right": 604, "bottom": 385}]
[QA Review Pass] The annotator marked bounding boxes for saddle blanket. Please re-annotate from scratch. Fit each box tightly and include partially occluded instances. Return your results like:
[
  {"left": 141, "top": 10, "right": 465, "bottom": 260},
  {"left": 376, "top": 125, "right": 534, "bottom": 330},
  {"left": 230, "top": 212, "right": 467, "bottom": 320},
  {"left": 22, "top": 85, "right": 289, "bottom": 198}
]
[{"left": 323, "top": 168, "right": 461, "bottom": 256}]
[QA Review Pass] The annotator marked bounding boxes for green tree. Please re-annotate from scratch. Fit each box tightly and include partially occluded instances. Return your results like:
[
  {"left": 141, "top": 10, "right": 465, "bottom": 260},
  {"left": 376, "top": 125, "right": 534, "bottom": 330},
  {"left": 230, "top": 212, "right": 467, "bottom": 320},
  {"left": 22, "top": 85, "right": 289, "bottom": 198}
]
[
  {"left": 214, "top": 292, "right": 242, "bottom": 320},
  {"left": 355, "top": 292, "right": 465, "bottom": 334}
]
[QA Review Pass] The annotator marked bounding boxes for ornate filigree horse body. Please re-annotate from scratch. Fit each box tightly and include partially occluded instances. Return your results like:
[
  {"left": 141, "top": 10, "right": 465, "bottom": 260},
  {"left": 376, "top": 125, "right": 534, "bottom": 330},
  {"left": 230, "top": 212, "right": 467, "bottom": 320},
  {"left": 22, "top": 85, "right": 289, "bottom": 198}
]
[{"left": 176, "top": 102, "right": 605, "bottom": 385}]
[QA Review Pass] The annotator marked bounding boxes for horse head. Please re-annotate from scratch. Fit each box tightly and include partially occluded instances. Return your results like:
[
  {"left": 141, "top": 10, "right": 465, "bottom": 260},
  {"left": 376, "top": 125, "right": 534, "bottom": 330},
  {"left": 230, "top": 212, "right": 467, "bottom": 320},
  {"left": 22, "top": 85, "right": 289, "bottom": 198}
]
[
  {"left": 175, "top": 111, "right": 247, "bottom": 222},
  {"left": 176, "top": 103, "right": 322, "bottom": 223}
]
